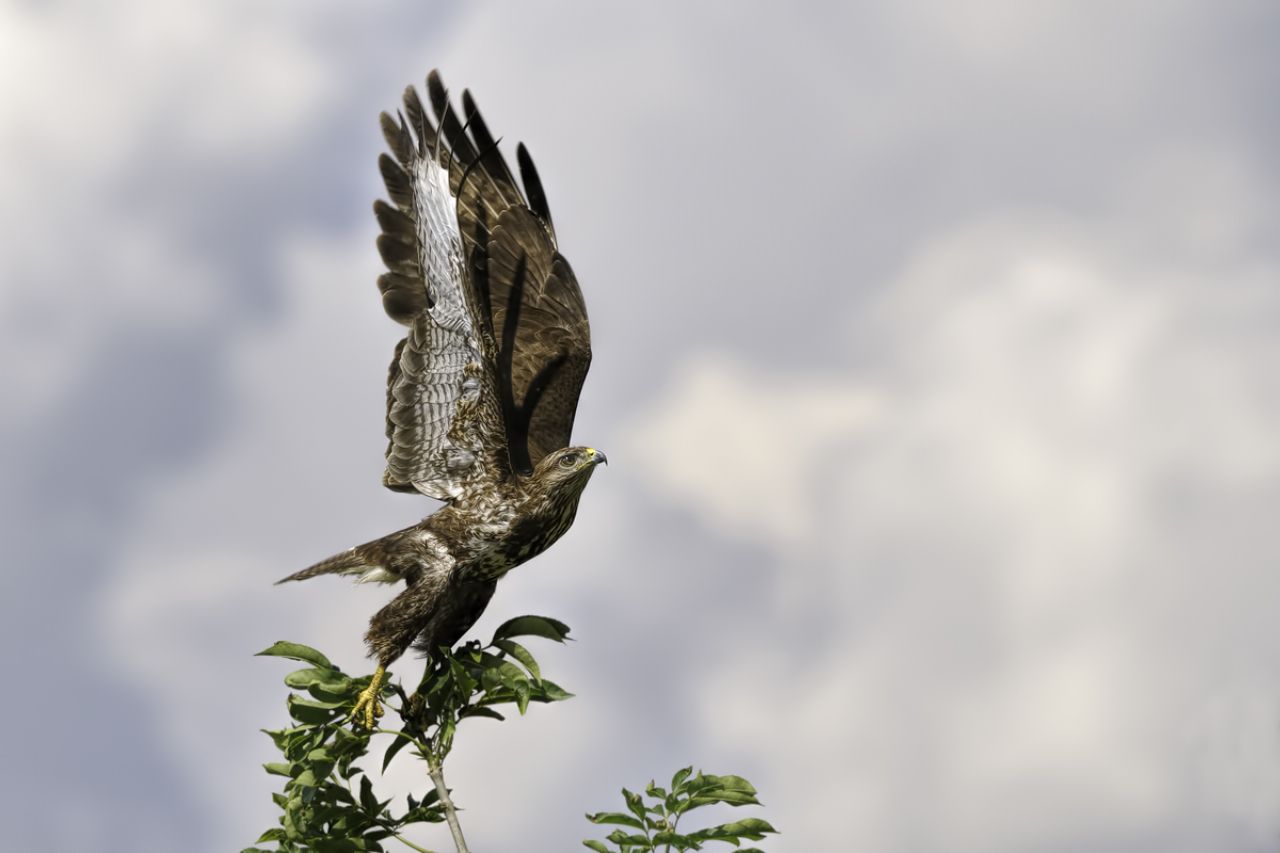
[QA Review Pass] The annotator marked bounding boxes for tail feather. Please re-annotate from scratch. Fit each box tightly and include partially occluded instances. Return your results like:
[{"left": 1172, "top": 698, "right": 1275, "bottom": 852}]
[{"left": 276, "top": 547, "right": 383, "bottom": 585}]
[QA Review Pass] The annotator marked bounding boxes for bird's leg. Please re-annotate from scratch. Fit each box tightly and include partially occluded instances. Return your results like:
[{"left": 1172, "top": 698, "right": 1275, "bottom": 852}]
[{"left": 350, "top": 664, "right": 387, "bottom": 729}]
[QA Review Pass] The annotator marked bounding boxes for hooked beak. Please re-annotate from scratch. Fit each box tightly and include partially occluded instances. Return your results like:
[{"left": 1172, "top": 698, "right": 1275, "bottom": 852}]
[{"left": 588, "top": 448, "right": 608, "bottom": 466}]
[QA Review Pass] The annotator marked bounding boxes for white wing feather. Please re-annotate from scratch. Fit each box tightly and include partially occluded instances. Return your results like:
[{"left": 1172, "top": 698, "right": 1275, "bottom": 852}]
[{"left": 386, "top": 156, "right": 490, "bottom": 500}]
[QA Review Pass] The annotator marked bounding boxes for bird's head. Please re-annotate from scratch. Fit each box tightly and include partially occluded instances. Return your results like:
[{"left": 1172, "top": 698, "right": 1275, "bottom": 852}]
[{"left": 531, "top": 446, "right": 608, "bottom": 494}]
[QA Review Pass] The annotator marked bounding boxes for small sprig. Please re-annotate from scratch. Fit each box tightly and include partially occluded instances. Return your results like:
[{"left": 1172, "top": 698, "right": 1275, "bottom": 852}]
[
  {"left": 246, "top": 616, "right": 574, "bottom": 853},
  {"left": 390, "top": 614, "right": 574, "bottom": 768},
  {"left": 584, "top": 769, "right": 778, "bottom": 853}
]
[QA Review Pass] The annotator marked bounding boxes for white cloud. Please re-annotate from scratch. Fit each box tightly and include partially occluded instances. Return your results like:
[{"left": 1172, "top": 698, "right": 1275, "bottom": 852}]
[
  {"left": 50, "top": 2, "right": 1280, "bottom": 851},
  {"left": 0, "top": 0, "right": 333, "bottom": 429},
  {"left": 0, "top": 1, "right": 331, "bottom": 171},
  {"left": 99, "top": 547, "right": 288, "bottom": 852},
  {"left": 623, "top": 355, "right": 880, "bottom": 546},
  {"left": 625, "top": 192, "right": 1280, "bottom": 849}
]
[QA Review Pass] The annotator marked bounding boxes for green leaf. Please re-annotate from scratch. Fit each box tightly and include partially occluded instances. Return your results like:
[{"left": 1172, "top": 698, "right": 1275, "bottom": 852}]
[
  {"left": 261, "top": 727, "right": 300, "bottom": 751},
  {"left": 472, "top": 650, "right": 510, "bottom": 670},
  {"left": 290, "top": 693, "right": 344, "bottom": 711},
  {"left": 671, "top": 766, "right": 694, "bottom": 792},
  {"left": 700, "top": 774, "right": 757, "bottom": 794},
  {"left": 513, "top": 679, "right": 532, "bottom": 715},
  {"left": 284, "top": 667, "right": 352, "bottom": 691},
  {"left": 312, "top": 839, "right": 359, "bottom": 853},
  {"left": 606, "top": 829, "right": 651, "bottom": 845},
  {"left": 494, "top": 638, "right": 542, "bottom": 681},
  {"left": 284, "top": 731, "right": 318, "bottom": 762},
  {"left": 460, "top": 706, "right": 505, "bottom": 721},
  {"left": 537, "top": 680, "right": 574, "bottom": 702},
  {"left": 263, "top": 762, "right": 292, "bottom": 777},
  {"left": 582, "top": 842, "right": 612, "bottom": 853},
  {"left": 329, "top": 726, "right": 369, "bottom": 759},
  {"left": 585, "top": 811, "right": 647, "bottom": 830},
  {"left": 680, "top": 774, "right": 761, "bottom": 811},
  {"left": 478, "top": 668, "right": 502, "bottom": 693},
  {"left": 359, "top": 774, "right": 379, "bottom": 814},
  {"left": 255, "top": 828, "right": 286, "bottom": 843},
  {"left": 652, "top": 831, "right": 695, "bottom": 848},
  {"left": 256, "top": 641, "right": 335, "bottom": 670},
  {"left": 287, "top": 695, "right": 342, "bottom": 724},
  {"left": 309, "top": 682, "right": 357, "bottom": 703},
  {"left": 689, "top": 790, "right": 760, "bottom": 808},
  {"left": 492, "top": 615, "right": 572, "bottom": 643},
  {"left": 381, "top": 732, "right": 413, "bottom": 772},
  {"left": 688, "top": 818, "right": 778, "bottom": 842},
  {"left": 307, "top": 760, "right": 336, "bottom": 781},
  {"left": 492, "top": 657, "right": 530, "bottom": 685},
  {"left": 622, "top": 788, "right": 647, "bottom": 822}
]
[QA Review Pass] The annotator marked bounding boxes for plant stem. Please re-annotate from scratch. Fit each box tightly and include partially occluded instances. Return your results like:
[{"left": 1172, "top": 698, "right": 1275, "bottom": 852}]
[
  {"left": 428, "top": 759, "right": 470, "bottom": 853},
  {"left": 391, "top": 830, "right": 437, "bottom": 853},
  {"left": 375, "top": 728, "right": 434, "bottom": 756}
]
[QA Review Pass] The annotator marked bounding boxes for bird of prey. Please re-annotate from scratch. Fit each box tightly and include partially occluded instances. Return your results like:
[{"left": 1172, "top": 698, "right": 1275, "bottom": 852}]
[{"left": 278, "top": 70, "right": 604, "bottom": 728}]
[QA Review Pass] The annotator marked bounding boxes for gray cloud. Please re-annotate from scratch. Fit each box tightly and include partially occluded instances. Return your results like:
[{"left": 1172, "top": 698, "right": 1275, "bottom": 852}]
[
  {"left": 627, "top": 205, "right": 1280, "bottom": 850},
  {"left": 5, "top": 1, "right": 1279, "bottom": 851}
]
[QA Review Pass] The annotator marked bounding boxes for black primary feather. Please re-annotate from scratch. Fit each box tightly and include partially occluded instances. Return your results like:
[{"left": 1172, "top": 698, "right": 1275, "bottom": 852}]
[{"left": 517, "top": 142, "right": 554, "bottom": 234}]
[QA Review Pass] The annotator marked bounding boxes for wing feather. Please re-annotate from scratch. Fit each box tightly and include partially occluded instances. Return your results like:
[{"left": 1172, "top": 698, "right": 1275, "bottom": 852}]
[
  {"left": 516, "top": 142, "right": 554, "bottom": 237},
  {"left": 434, "top": 73, "right": 591, "bottom": 473},
  {"left": 485, "top": 208, "right": 591, "bottom": 469},
  {"left": 375, "top": 71, "right": 591, "bottom": 495},
  {"left": 377, "top": 93, "right": 505, "bottom": 500}
]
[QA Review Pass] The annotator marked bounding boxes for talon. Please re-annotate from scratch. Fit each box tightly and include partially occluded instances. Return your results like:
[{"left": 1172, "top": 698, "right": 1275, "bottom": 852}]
[{"left": 350, "top": 664, "right": 387, "bottom": 729}]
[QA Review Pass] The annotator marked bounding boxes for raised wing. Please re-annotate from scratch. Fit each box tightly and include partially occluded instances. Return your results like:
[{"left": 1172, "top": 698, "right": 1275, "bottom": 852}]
[
  {"left": 376, "top": 88, "right": 507, "bottom": 499},
  {"left": 376, "top": 71, "right": 592, "bottom": 494}
]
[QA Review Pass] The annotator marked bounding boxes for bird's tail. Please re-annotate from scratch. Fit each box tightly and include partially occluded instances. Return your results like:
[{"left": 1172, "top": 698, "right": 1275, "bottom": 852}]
[{"left": 276, "top": 545, "right": 396, "bottom": 585}]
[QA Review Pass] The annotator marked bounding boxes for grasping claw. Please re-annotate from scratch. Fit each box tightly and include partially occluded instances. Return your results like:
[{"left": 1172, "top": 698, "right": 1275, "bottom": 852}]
[{"left": 350, "top": 665, "right": 387, "bottom": 729}]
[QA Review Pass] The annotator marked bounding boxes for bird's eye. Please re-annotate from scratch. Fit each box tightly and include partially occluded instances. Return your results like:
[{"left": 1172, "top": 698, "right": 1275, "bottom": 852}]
[{"left": 559, "top": 453, "right": 579, "bottom": 469}]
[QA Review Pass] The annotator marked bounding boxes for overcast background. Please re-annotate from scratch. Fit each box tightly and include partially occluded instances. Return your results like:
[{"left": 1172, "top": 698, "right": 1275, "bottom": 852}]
[{"left": 3, "top": 1, "right": 1280, "bottom": 851}]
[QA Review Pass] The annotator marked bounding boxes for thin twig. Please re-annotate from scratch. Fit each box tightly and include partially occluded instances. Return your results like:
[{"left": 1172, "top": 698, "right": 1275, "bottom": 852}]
[
  {"left": 428, "top": 760, "right": 470, "bottom": 853},
  {"left": 390, "top": 830, "right": 437, "bottom": 853},
  {"left": 374, "top": 728, "right": 434, "bottom": 756}
]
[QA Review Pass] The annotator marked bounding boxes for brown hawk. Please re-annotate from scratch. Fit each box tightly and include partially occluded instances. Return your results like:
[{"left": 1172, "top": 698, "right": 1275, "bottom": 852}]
[{"left": 278, "top": 70, "right": 604, "bottom": 727}]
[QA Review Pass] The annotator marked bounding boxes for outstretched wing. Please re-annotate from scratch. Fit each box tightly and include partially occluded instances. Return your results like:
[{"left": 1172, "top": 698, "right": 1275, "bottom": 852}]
[
  {"left": 376, "top": 71, "right": 592, "bottom": 491},
  {"left": 375, "top": 85, "right": 508, "bottom": 500}
]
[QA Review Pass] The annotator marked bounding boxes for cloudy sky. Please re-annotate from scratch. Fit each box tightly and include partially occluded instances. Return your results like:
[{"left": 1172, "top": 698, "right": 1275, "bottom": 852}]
[{"left": 4, "top": 1, "right": 1280, "bottom": 851}]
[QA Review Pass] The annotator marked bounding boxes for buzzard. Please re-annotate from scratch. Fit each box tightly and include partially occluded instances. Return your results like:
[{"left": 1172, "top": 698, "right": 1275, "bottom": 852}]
[{"left": 279, "top": 70, "right": 604, "bottom": 727}]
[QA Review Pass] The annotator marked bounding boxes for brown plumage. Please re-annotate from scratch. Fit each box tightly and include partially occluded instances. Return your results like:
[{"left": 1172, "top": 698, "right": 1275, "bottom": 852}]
[{"left": 278, "top": 71, "right": 604, "bottom": 719}]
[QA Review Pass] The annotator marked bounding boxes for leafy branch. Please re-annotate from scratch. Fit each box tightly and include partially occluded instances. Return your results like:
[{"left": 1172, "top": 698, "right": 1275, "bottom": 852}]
[
  {"left": 245, "top": 615, "right": 572, "bottom": 853},
  {"left": 584, "top": 770, "right": 777, "bottom": 852},
  {"left": 245, "top": 615, "right": 777, "bottom": 853}
]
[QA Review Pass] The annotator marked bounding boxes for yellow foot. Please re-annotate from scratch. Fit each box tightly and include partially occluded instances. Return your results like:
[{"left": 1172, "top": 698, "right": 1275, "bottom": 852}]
[{"left": 349, "top": 665, "right": 387, "bottom": 729}]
